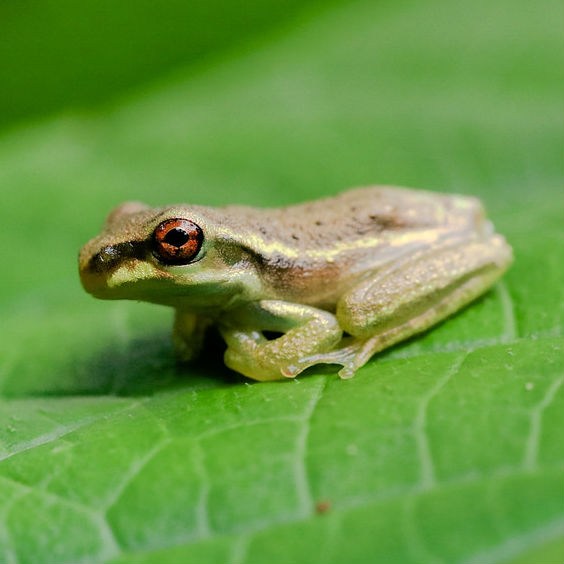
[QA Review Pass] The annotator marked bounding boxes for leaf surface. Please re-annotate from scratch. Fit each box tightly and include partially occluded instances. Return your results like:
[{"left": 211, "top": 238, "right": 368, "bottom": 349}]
[{"left": 0, "top": 0, "right": 562, "bottom": 562}]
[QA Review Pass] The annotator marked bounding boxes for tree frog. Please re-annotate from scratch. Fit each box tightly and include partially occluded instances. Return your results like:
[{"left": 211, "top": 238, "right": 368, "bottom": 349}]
[{"left": 79, "top": 186, "right": 512, "bottom": 381}]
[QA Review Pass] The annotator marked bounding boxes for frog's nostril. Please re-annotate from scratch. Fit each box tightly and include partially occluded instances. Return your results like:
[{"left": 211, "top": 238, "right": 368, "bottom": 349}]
[
  {"left": 89, "top": 245, "right": 120, "bottom": 273},
  {"left": 87, "top": 241, "right": 146, "bottom": 273}
]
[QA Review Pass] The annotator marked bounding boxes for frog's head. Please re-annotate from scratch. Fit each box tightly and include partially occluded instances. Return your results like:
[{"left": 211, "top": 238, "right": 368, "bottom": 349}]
[{"left": 79, "top": 201, "right": 258, "bottom": 310}]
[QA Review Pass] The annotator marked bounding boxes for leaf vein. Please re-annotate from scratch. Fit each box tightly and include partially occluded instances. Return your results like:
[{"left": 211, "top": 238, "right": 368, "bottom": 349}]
[
  {"left": 522, "top": 376, "right": 563, "bottom": 470},
  {"left": 413, "top": 352, "right": 468, "bottom": 490},
  {"left": 102, "top": 439, "right": 170, "bottom": 512},
  {"left": 192, "top": 440, "right": 211, "bottom": 538},
  {"left": 294, "top": 376, "right": 328, "bottom": 517},
  {"left": 496, "top": 280, "right": 519, "bottom": 342},
  {"left": 0, "top": 399, "right": 144, "bottom": 463}
]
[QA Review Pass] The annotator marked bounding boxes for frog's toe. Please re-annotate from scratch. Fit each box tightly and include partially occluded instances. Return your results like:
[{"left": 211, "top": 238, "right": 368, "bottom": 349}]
[
  {"left": 337, "top": 363, "right": 357, "bottom": 380},
  {"left": 280, "top": 362, "right": 303, "bottom": 379}
]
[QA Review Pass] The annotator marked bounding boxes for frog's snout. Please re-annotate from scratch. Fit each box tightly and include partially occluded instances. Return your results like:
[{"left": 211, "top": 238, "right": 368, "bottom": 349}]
[
  {"left": 79, "top": 242, "right": 112, "bottom": 297},
  {"left": 80, "top": 241, "right": 141, "bottom": 274},
  {"left": 87, "top": 241, "right": 146, "bottom": 274},
  {"left": 79, "top": 239, "right": 148, "bottom": 297}
]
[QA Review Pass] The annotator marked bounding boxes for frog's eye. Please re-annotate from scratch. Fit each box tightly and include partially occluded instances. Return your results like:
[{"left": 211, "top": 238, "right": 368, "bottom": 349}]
[{"left": 152, "top": 218, "right": 203, "bottom": 265}]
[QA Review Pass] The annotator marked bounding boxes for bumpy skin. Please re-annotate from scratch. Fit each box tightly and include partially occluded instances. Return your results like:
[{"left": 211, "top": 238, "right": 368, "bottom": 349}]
[{"left": 79, "top": 186, "right": 513, "bottom": 381}]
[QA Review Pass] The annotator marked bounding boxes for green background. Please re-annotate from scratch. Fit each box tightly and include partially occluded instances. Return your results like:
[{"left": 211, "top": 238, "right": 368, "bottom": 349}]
[{"left": 0, "top": 0, "right": 562, "bottom": 563}]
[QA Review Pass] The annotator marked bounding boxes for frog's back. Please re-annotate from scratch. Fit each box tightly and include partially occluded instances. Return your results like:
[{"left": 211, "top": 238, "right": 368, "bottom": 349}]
[
  {"left": 218, "top": 186, "right": 482, "bottom": 308},
  {"left": 222, "top": 186, "right": 480, "bottom": 248}
]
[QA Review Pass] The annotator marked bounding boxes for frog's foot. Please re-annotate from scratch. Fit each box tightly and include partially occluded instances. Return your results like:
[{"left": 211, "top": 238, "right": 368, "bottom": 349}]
[
  {"left": 282, "top": 337, "right": 367, "bottom": 380},
  {"left": 222, "top": 330, "right": 296, "bottom": 382},
  {"left": 220, "top": 301, "right": 343, "bottom": 382},
  {"left": 223, "top": 331, "right": 329, "bottom": 382},
  {"left": 221, "top": 323, "right": 394, "bottom": 381}
]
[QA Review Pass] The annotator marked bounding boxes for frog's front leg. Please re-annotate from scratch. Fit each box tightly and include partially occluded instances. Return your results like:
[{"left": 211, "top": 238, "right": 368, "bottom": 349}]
[
  {"left": 219, "top": 300, "right": 342, "bottom": 381},
  {"left": 173, "top": 310, "right": 212, "bottom": 362}
]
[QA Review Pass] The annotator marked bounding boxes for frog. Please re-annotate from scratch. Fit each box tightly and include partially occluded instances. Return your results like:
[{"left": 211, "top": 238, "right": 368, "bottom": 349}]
[{"left": 79, "top": 186, "right": 512, "bottom": 381}]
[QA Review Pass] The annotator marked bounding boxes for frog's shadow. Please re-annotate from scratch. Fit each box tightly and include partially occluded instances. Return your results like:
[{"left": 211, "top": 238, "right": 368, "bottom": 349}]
[
  {"left": 94, "top": 291, "right": 493, "bottom": 395},
  {"left": 8, "top": 290, "right": 493, "bottom": 398},
  {"left": 84, "top": 328, "right": 248, "bottom": 397},
  {"left": 5, "top": 329, "right": 244, "bottom": 399}
]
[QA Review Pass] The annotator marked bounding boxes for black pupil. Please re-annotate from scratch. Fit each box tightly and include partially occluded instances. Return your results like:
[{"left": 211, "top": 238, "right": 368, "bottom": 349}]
[{"left": 164, "top": 228, "right": 190, "bottom": 247}]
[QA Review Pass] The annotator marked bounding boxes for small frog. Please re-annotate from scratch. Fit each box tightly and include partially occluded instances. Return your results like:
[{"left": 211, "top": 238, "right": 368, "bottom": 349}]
[{"left": 79, "top": 186, "right": 512, "bottom": 381}]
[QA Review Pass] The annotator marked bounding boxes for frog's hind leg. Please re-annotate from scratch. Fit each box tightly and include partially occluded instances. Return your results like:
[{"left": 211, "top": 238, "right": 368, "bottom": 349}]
[{"left": 331, "top": 234, "right": 512, "bottom": 378}]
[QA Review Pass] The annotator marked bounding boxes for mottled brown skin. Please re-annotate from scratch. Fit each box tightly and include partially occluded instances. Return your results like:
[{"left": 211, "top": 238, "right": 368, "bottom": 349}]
[
  {"left": 79, "top": 186, "right": 512, "bottom": 381},
  {"left": 218, "top": 187, "right": 485, "bottom": 308}
]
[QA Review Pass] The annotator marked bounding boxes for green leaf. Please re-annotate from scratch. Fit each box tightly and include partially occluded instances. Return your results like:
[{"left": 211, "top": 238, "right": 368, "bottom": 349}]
[{"left": 0, "top": 0, "right": 562, "bottom": 562}]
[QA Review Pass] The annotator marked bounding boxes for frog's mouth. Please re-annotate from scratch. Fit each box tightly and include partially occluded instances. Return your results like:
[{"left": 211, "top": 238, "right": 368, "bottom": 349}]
[{"left": 81, "top": 261, "right": 173, "bottom": 300}]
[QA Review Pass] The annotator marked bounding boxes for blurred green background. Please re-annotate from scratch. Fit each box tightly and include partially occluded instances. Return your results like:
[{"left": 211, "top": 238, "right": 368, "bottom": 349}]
[
  {"left": 0, "top": 0, "right": 340, "bottom": 130},
  {"left": 0, "top": 0, "right": 562, "bottom": 563}
]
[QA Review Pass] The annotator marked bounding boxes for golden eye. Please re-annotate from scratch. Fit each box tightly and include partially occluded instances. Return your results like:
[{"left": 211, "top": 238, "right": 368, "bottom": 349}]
[{"left": 152, "top": 218, "right": 203, "bottom": 265}]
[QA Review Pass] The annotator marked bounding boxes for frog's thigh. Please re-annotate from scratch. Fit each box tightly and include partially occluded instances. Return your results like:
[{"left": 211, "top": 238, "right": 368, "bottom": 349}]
[
  {"left": 337, "top": 235, "right": 511, "bottom": 366},
  {"left": 220, "top": 300, "right": 342, "bottom": 382}
]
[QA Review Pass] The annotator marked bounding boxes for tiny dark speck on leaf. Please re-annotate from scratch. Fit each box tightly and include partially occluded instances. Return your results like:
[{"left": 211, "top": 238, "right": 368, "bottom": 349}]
[{"left": 316, "top": 500, "right": 332, "bottom": 514}]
